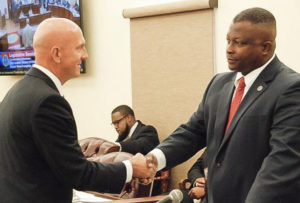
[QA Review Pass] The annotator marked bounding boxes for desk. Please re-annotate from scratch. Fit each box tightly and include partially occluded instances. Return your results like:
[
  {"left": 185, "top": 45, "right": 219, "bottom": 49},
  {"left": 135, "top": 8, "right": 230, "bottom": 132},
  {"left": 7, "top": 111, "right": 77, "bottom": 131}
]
[
  {"left": 102, "top": 195, "right": 165, "bottom": 203},
  {"left": 48, "top": 4, "right": 80, "bottom": 26},
  {"left": 73, "top": 191, "right": 118, "bottom": 202},
  {"left": 17, "top": 4, "right": 33, "bottom": 17},
  {"left": 87, "top": 191, "right": 120, "bottom": 200},
  {"left": 82, "top": 191, "right": 165, "bottom": 203},
  {"left": 19, "top": 12, "right": 51, "bottom": 28}
]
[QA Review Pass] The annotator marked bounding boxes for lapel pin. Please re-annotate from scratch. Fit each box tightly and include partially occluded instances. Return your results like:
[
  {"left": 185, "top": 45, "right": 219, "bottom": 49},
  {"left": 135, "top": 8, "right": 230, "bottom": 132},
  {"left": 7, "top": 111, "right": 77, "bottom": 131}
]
[{"left": 257, "top": 85, "right": 263, "bottom": 91}]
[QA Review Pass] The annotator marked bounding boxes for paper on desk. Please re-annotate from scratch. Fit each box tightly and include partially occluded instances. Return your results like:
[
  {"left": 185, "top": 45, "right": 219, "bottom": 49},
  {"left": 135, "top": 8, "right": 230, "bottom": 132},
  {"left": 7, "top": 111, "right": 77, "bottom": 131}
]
[{"left": 73, "top": 190, "right": 112, "bottom": 202}]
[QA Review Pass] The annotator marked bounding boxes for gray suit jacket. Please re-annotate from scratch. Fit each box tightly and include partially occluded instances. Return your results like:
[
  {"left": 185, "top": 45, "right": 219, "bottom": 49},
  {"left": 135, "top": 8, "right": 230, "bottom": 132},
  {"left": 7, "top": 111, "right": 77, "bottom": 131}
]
[
  {"left": 157, "top": 56, "right": 300, "bottom": 203},
  {"left": 0, "top": 68, "right": 126, "bottom": 203}
]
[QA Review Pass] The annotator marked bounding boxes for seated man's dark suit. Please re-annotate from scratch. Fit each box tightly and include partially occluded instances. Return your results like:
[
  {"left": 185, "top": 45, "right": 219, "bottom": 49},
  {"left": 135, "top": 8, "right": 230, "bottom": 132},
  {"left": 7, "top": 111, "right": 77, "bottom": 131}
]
[
  {"left": 116, "top": 120, "right": 159, "bottom": 155},
  {"left": 0, "top": 68, "right": 126, "bottom": 203},
  {"left": 156, "top": 56, "right": 300, "bottom": 203},
  {"left": 182, "top": 150, "right": 208, "bottom": 203}
]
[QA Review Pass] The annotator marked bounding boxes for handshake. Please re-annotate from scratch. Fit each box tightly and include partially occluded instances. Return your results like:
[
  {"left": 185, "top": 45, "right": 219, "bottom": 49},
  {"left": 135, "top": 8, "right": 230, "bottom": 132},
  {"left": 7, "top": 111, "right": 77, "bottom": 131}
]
[
  {"left": 130, "top": 153, "right": 158, "bottom": 185},
  {"left": 79, "top": 137, "right": 158, "bottom": 184}
]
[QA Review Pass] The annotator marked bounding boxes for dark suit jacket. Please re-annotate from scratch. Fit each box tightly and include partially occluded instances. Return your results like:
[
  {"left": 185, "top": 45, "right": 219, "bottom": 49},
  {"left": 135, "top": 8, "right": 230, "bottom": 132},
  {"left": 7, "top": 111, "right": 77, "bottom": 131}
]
[
  {"left": 117, "top": 120, "right": 159, "bottom": 155},
  {"left": 0, "top": 68, "right": 126, "bottom": 203},
  {"left": 182, "top": 150, "right": 208, "bottom": 203},
  {"left": 157, "top": 56, "right": 300, "bottom": 203},
  {"left": 188, "top": 150, "right": 207, "bottom": 188}
]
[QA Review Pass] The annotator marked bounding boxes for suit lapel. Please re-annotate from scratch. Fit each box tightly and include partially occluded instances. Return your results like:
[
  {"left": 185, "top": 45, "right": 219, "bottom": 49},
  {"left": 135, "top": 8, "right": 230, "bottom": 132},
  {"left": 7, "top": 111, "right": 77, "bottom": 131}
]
[
  {"left": 26, "top": 67, "right": 59, "bottom": 93},
  {"left": 218, "top": 56, "right": 282, "bottom": 151},
  {"left": 221, "top": 80, "right": 267, "bottom": 147},
  {"left": 213, "top": 77, "right": 235, "bottom": 148},
  {"left": 130, "top": 121, "right": 142, "bottom": 139}
]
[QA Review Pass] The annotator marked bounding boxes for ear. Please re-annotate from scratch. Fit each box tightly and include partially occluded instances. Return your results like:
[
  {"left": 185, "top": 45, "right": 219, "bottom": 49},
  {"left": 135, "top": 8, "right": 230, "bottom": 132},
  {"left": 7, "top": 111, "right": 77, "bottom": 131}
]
[
  {"left": 127, "top": 114, "right": 135, "bottom": 123},
  {"left": 50, "top": 46, "right": 61, "bottom": 63},
  {"left": 261, "top": 41, "right": 272, "bottom": 55}
]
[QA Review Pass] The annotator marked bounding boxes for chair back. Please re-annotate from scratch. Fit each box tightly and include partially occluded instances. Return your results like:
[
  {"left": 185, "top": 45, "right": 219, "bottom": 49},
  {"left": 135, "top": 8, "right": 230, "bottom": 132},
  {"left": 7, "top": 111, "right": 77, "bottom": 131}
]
[{"left": 79, "top": 137, "right": 120, "bottom": 158}]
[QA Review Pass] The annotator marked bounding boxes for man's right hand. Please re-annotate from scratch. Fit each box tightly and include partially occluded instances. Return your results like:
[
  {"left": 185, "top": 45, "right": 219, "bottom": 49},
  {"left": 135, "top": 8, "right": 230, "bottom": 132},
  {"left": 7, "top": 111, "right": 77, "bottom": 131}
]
[
  {"left": 130, "top": 153, "right": 157, "bottom": 184},
  {"left": 188, "top": 186, "right": 205, "bottom": 199}
]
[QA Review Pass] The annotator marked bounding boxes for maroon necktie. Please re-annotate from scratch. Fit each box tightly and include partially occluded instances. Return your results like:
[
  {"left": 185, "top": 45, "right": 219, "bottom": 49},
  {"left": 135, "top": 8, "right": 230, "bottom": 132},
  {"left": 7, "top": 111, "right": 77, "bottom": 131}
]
[{"left": 225, "top": 77, "right": 245, "bottom": 133}]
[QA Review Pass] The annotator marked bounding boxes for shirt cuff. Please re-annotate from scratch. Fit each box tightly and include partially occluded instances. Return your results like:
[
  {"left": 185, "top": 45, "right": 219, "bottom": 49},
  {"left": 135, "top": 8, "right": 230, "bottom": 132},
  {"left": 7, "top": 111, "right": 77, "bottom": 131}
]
[
  {"left": 122, "top": 160, "right": 132, "bottom": 183},
  {"left": 149, "top": 148, "right": 166, "bottom": 171}
]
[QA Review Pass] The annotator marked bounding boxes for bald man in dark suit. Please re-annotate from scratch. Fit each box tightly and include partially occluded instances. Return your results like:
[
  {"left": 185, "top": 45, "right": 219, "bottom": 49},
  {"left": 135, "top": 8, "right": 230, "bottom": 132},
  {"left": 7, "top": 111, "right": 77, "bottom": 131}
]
[{"left": 0, "top": 18, "right": 153, "bottom": 203}]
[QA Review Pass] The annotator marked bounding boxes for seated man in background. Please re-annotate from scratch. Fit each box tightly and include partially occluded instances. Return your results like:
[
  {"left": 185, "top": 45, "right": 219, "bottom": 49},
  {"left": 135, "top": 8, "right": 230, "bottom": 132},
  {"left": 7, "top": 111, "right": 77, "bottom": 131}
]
[
  {"left": 112, "top": 105, "right": 164, "bottom": 196},
  {"left": 111, "top": 105, "right": 160, "bottom": 155},
  {"left": 81, "top": 105, "right": 159, "bottom": 157},
  {"left": 181, "top": 150, "right": 207, "bottom": 203},
  {"left": 79, "top": 105, "right": 161, "bottom": 197}
]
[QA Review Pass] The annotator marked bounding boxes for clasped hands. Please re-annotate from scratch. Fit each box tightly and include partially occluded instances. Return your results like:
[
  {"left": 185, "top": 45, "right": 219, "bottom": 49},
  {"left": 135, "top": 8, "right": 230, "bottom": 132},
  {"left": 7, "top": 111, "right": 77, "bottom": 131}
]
[
  {"left": 188, "top": 177, "right": 206, "bottom": 199},
  {"left": 79, "top": 138, "right": 157, "bottom": 185},
  {"left": 130, "top": 153, "right": 158, "bottom": 185}
]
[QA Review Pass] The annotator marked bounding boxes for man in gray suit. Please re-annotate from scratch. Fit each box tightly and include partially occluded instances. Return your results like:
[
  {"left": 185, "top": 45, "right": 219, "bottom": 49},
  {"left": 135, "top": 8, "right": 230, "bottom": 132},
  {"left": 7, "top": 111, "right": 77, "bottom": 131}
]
[
  {"left": 138, "top": 7, "right": 300, "bottom": 203},
  {"left": 0, "top": 18, "right": 153, "bottom": 203}
]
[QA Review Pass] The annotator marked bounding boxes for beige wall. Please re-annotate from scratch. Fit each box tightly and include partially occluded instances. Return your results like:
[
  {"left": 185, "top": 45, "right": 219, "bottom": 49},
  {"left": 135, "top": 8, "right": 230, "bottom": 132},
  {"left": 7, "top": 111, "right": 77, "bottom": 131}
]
[
  {"left": 63, "top": 0, "right": 134, "bottom": 141},
  {"left": 0, "top": 0, "right": 135, "bottom": 142},
  {"left": 214, "top": 0, "right": 300, "bottom": 73},
  {"left": 0, "top": 0, "right": 300, "bottom": 190},
  {"left": 127, "top": 3, "right": 215, "bottom": 189},
  {"left": 1, "top": 0, "right": 298, "bottom": 141}
]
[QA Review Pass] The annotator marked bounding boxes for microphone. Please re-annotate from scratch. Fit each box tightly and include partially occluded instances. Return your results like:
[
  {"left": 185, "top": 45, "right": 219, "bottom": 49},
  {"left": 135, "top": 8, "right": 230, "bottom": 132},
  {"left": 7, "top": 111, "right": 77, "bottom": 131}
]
[{"left": 157, "top": 189, "right": 183, "bottom": 203}]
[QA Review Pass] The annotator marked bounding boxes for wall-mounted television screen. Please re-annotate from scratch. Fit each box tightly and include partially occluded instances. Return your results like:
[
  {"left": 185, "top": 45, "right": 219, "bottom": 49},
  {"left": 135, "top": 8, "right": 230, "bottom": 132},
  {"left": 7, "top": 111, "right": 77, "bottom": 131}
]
[{"left": 0, "top": 0, "right": 84, "bottom": 75}]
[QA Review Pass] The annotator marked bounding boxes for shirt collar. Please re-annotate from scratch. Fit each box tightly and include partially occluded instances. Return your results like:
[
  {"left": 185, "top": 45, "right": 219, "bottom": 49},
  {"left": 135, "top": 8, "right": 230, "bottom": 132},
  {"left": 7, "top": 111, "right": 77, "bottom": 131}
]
[
  {"left": 128, "top": 121, "right": 138, "bottom": 138},
  {"left": 33, "top": 64, "right": 64, "bottom": 96},
  {"left": 234, "top": 54, "right": 275, "bottom": 89}
]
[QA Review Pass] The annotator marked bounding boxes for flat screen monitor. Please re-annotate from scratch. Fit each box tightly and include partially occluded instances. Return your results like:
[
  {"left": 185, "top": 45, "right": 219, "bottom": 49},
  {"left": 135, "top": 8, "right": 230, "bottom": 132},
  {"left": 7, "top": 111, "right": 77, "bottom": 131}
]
[{"left": 0, "top": 0, "right": 84, "bottom": 75}]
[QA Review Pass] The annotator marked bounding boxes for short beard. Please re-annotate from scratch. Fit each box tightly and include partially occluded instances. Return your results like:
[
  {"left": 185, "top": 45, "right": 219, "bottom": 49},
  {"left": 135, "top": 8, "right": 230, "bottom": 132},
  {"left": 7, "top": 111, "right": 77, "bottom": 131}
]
[{"left": 119, "top": 123, "right": 130, "bottom": 141}]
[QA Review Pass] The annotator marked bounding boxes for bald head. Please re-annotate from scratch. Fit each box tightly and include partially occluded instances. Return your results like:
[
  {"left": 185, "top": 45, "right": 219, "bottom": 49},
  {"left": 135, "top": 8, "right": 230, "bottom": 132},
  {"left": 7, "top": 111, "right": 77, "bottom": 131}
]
[
  {"left": 33, "top": 18, "right": 80, "bottom": 55},
  {"left": 33, "top": 18, "right": 88, "bottom": 84}
]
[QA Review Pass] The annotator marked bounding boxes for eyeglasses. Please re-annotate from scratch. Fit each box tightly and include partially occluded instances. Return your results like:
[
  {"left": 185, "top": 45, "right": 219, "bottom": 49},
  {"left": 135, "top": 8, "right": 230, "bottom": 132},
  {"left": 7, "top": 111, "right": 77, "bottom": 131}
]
[{"left": 111, "top": 115, "right": 127, "bottom": 126}]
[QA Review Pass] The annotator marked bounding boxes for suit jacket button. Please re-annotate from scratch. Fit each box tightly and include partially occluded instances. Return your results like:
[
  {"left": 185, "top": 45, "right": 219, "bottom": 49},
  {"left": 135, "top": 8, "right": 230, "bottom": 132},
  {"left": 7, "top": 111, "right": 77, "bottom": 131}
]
[{"left": 217, "top": 162, "right": 221, "bottom": 167}]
